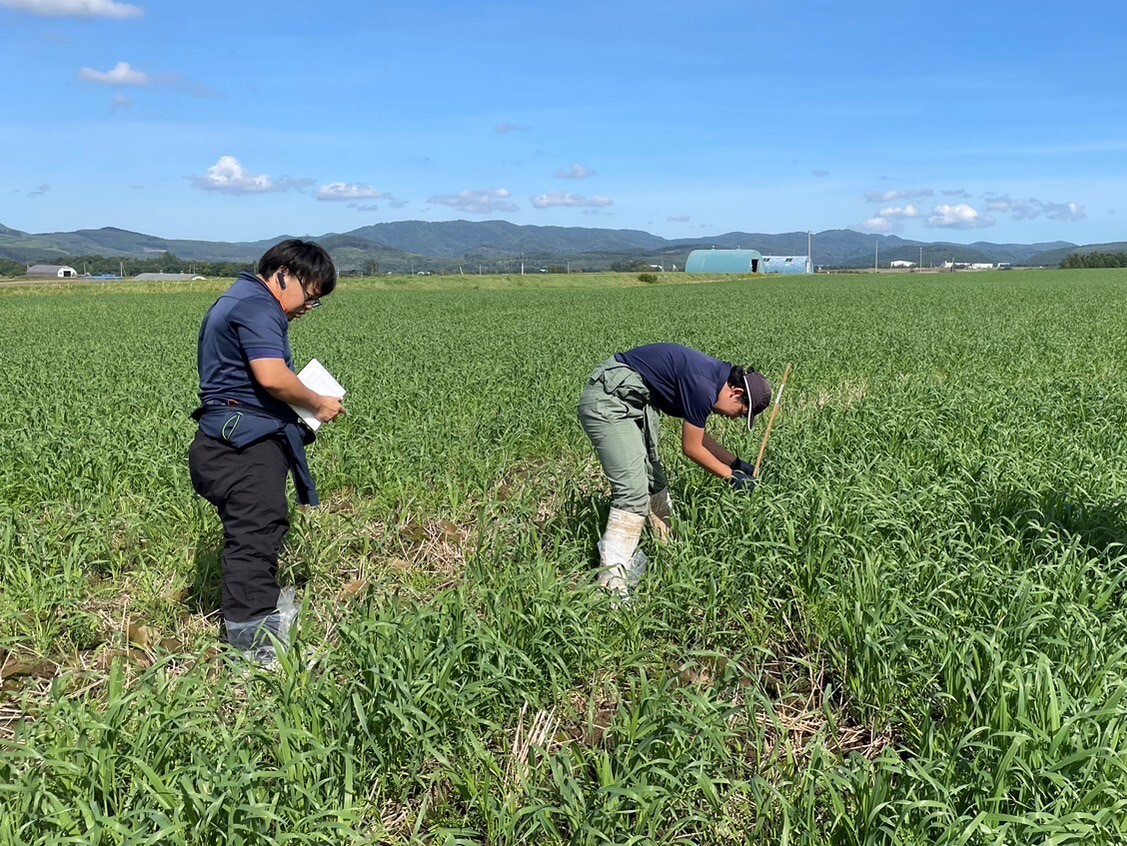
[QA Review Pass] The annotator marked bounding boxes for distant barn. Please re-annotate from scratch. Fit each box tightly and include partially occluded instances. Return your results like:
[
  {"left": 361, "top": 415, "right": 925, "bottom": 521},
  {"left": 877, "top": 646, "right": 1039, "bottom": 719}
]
[
  {"left": 27, "top": 264, "right": 78, "bottom": 278},
  {"left": 685, "top": 249, "right": 763, "bottom": 274},
  {"left": 133, "top": 273, "right": 206, "bottom": 281},
  {"left": 760, "top": 255, "right": 810, "bottom": 275}
]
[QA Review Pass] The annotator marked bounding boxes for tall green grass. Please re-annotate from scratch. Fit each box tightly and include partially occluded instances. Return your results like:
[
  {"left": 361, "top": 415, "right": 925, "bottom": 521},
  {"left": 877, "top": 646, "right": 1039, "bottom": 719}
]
[{"left": 2, "top": 269, "right": 1127, "bottom": 843}]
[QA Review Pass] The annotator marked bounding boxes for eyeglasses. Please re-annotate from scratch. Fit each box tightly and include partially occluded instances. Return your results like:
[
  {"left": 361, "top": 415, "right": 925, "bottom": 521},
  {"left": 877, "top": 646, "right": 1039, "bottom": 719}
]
[
  {"left": 298, "top": 279, "right": 322, "bottom": 309},
  {"left": 277, "top": 269, "right": 323, "bottom": 309}
]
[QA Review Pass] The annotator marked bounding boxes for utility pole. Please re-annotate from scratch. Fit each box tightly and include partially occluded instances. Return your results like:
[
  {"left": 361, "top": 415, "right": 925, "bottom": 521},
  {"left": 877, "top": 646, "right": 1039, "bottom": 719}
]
[
  {"left": 919, "top": 246, "right": 923, "bottom": 269},
  {"left": 807, "top": 230, "right": 813, "bottom": 274},
  {"left": 874, "top": 242, "right": 879, "bottom": 273}
]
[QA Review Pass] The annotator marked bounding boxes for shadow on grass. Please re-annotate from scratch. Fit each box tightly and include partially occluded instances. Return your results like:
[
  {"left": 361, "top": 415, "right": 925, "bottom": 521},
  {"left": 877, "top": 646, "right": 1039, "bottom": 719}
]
[
  {"left": 188, "top": 534, "right": 223, "bottom": 616},
  {"left": 976, "top": 489, "right": 1127, "bottom": 559}
]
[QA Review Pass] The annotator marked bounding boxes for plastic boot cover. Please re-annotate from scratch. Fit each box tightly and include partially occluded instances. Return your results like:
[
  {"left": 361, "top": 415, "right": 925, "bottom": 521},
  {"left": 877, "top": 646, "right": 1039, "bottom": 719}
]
[
  {"left": 597, "top": 508, "right": 646, "bottom": 600},
  {"left": 597, "top": 542, "right": 648, "bottom": 590},
  {"left": 225, "top": 587, "right": 301, "bottom": 665}
]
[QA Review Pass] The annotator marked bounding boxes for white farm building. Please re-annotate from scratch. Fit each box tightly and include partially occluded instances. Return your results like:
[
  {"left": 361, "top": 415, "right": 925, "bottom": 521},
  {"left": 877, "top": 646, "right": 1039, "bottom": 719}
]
[{"left": 27, "top": 264, "right": 78, "bottom": 278}]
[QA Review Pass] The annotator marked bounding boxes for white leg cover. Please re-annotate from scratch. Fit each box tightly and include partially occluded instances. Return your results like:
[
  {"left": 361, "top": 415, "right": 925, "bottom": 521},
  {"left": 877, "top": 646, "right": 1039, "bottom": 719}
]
[
  {"left": 648, "top": 488, "right": 673, "bottom": 541},
  {"left": 598, "top": 508, "right": 646, "bottom": 599}
]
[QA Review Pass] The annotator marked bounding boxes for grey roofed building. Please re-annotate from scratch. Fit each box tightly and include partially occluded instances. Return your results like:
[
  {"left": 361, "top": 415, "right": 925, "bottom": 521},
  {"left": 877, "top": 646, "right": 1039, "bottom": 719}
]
[
  {"left": 761, "top": 255, "right": 811, "bottom": 275},
  {"left": 27, "top": 264, "right": 78, "bottom": 278},
  {"left": 133, "top": 272, "right": 207, "bottom": 281}
]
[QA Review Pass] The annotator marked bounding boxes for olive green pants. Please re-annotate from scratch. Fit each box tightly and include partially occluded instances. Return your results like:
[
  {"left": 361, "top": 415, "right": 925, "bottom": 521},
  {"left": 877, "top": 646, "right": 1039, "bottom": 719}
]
[{"left": 577, "top": 359, "right": 668, "bottom": 516}]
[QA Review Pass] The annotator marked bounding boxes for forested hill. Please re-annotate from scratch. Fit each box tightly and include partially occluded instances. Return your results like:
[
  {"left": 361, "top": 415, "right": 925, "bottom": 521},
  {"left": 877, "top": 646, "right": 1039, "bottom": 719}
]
[{"left": 0, "top": 219, "right": 1081, "bottom": 273}]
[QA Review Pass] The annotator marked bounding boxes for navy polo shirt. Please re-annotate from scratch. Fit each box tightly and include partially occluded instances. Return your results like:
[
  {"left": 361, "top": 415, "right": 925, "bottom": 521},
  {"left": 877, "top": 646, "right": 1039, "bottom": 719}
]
[
  {"left": 615, "top": 343, "right": 731, "bottom": 428},
  {"left": 197, "top": 271, "right": 294, "bottom": 418}
]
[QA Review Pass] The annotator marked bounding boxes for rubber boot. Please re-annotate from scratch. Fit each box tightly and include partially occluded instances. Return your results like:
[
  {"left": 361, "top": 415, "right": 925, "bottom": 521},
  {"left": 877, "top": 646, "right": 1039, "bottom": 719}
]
[
  {"left": 597, "top": 508, "right": 646, "bottom": 601},
  {"left": 648, "top": 488, "right": 673, "bottom": 542}
]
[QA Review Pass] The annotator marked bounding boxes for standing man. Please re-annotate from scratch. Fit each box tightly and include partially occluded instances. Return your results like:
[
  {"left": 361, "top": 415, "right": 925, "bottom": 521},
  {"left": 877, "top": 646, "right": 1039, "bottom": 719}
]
[
  {"left": 188, "top": 239, "right": 344, "bottom": 664},
  {"left": 577, "top": 343, "right": 771, "bottom": 599}
]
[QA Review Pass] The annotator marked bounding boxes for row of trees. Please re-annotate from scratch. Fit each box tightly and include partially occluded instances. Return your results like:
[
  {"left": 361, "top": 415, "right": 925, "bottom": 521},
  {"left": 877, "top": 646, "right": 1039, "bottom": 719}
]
[
  {"left": 1060, "top": 251, "right": 1127, "bottom": 269},
  {"left": 0, "top": 253, "right": 254, "bottom": 278}
]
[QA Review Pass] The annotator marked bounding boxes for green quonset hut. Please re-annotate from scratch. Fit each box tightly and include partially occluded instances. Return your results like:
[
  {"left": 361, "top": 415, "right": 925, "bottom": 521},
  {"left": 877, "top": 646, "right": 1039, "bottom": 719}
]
[{"left": 684, "top": 249, "right": 763, "bottom": 274}]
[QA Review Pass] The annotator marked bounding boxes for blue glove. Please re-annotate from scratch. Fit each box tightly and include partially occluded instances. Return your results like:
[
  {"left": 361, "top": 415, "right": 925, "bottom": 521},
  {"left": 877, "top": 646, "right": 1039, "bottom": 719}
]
[
  {"left": 730, "top": 456, "right": 756, "bottom": 477},
  {"left": 728, "top": 469, "right": 757, "bottom": 493}
]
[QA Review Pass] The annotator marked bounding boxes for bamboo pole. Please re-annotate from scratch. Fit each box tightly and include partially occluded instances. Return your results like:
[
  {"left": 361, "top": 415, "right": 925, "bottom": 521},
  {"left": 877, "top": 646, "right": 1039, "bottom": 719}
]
[{"left": 753, "top": 363, "right": 792, "bottom": 479}]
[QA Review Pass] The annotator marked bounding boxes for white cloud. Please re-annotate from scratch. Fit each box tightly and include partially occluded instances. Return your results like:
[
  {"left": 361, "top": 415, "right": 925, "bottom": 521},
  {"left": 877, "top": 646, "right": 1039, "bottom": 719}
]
[
  {"left": 878, "top": 204, "right": 919, "bottom": 220},
  {"left": 554, "top": 163, "right": 595, "bottom": 179},
  {"left": 942, "top": 188, "right": 971, "bottom": 198},
  {"left": 854, "top": 217, "right": 898, "bottom": 233},
  {"left": 927, "top": 203, "right": 995, "bottom": 229},
  {"left": 851, "top": 202, "right": 922, "bottom": 233},
  {"left": 667, "top": 215, "right": 690, "bottom": 222},
  {"left": 984, "top": 194, "right": 1086, "bottom": 222},
  {"left": 191, "top": 156, "right": 276, "bottom": 194},
  {"left": 531, "top": 192, "right": 613, "bottom": 209},
  {"left": 78, "top": 63, "right": 217, "bottom": 96},
  {"left": 1043, "top": 201, "right": 1086, "bottom": 221},
  {"left": 984, "top": 194, "right": 1028, "bottom": 214},
  {"left": 316, "top": 182, "right": 383, "bottom": 201},
  {"left": 78, "top": 61, "right": 148, "bottom": 85},
  {"left": 428, "top": 188, "right": 518, "bottom": 214},
  {"left": 0, "top": 0, "right": 142, "bottom": 17},
  {"left": 864, "top": 188, "right": 933, "bottom": 202}
]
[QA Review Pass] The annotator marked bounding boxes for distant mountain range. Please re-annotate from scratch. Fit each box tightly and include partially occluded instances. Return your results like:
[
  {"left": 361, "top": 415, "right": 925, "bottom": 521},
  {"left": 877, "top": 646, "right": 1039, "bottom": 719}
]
[{"left": 0, "top": 219, "right": 1112, "bottom": 272}]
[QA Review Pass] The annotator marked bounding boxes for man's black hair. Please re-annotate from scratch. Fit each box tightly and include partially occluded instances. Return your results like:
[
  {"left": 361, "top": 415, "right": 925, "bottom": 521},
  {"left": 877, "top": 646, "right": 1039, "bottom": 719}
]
[
  {"left": 258, "top": 239, "right": 337, "bottom": 297},
  {"left": 728, "top": 365, "right": 755, "bottom": 392}
]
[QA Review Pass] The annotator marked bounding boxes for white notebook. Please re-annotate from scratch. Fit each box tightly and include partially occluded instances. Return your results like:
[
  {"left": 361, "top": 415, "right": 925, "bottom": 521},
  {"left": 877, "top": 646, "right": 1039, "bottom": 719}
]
[{"left": 290, "top": 359, "right": 346, "bottom": 431}]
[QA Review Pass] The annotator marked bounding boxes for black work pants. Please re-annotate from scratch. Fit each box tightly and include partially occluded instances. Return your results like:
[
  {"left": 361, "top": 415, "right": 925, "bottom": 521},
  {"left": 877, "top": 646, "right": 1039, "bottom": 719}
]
[{"left": 188, "top": 431, "right": 291, "bottom": 623}]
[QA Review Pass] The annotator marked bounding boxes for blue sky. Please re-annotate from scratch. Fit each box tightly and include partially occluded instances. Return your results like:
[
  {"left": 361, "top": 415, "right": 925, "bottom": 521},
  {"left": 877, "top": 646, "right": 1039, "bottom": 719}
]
[{"left": 2, "top": 0, "right": 1124, "bottom": 245}]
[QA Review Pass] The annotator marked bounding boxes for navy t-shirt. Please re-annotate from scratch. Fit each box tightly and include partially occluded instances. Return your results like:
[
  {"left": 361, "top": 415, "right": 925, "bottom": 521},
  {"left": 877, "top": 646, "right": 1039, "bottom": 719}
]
[
  {"left": 197, "top": 271, "right": 294, "bottom": 417},
  {"left": 615, "top": 343, "right": 731, "bottom": 428}
]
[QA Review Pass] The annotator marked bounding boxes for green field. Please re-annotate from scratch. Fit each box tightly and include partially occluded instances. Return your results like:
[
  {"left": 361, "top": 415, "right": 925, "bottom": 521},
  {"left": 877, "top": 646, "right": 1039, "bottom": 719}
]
[{"left": 3, "top": 269, "right": 1127, "bottom": 844}]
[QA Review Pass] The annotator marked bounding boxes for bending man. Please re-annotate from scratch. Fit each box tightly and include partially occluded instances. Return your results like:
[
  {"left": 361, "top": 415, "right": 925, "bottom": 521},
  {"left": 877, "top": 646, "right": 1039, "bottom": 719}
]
[{"left": 577, "top": 343, "right": 771, "bottom": 599}]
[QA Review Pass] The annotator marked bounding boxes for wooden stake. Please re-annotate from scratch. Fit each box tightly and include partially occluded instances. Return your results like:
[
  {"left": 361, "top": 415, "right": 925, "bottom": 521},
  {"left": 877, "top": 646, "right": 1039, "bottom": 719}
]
[{"left": 753, "top": 363, "right": 792, "bottom": 479}]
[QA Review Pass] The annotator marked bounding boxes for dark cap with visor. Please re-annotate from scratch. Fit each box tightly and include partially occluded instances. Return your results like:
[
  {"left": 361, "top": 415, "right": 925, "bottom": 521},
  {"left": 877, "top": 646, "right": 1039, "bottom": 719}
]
[{"left": 743, "top": 370, "right": 772, "bottom": 431}]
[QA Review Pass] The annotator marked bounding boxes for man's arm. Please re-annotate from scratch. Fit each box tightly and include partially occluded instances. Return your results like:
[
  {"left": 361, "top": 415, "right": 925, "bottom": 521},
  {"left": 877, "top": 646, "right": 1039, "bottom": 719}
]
[
  {"left": 249, "top": 358, "right": 344, "bottom": 423},
  {"left": 701, "top": 431, "right": 737, "bottom": 467},
  {"left": 681, "top": 422, "right": 733, "bottom": 478}
]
